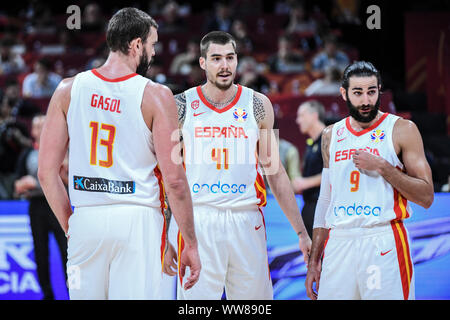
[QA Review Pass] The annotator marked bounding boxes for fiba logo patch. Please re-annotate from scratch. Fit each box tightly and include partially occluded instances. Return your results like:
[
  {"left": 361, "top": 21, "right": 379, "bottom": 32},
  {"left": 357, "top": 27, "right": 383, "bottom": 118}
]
[
  {"left": 233, "top": 107, "right": 248, "bottom": 123},
  {"left": 191, "top": 100, "right": 200, "bottom": 110},
  {"left": 370, "top": 129, "right": 385, "bottom": 143}
]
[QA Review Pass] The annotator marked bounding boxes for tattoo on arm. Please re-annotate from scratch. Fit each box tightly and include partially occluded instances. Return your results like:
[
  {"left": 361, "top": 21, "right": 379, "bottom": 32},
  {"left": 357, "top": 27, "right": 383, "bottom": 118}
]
[
  {"left": 174, "top": 92, "right": 186, "bottom": 126},
  {"left": 164, "top": 202, "right": 172, "bottom": 236},
  {"left": 253, "top": 94, "right": 266, "bottom": 124},
  {"left": 321, "top": 125, "right": 333, "bottom": 168}
]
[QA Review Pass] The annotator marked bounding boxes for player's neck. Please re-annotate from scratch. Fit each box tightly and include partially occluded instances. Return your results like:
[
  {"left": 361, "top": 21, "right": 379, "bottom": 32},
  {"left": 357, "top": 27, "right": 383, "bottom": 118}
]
[
  {"left": 201, "top": 82, "right": 237, "bottom": 106},
  {"left": 350, "top": 111, "right": 383, "bottom": 131},
  {"left": 95, "top": 52, "right": 137, "bottom": 78}
]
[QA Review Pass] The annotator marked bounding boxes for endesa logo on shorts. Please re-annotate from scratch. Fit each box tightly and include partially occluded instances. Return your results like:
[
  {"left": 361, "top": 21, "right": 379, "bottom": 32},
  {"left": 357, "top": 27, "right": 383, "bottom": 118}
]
[
  {"left": 333, "top": 203, "right": 381, "bottom": 217},
  {"left": 192, "top": 181, "right": 246, "bottom": 194},
  {"left": 73, "top": 176, "right": 135, "bottom": 194}
]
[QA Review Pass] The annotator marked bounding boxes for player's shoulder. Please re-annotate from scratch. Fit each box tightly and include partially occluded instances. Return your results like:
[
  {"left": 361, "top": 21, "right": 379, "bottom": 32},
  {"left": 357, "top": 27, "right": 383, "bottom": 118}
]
[
  {"left": 393, "top": 116, "right": 417, "bottom": 131},
  {"left": 392, "top": 116, "right": 421, "bottom": 142},
  {"left": 143, "top": 79, "right": 174, "bottom": 100},
  {"left": 55, "top": 76, "right": 76, "bottom": 94},
  {"left": 322, "top": 124, "right": 334, "bottom": 138},
  {"left": 253, "top": 90, "right": 271, "bottom": 105}
]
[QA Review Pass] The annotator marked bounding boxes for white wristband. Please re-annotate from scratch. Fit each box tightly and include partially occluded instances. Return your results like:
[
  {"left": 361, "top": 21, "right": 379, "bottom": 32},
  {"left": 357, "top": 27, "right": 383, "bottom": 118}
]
[{"left": 313, "top": 168, "right": 331, "bottom": 229}]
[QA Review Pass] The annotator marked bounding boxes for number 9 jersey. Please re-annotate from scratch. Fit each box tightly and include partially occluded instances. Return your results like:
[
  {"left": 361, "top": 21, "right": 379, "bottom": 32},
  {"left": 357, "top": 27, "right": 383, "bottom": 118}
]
[
  {"left": 325, "top": 113, "right": 412, "bottom": 229},
  {"left": 67, "top": 69, "right": 164, "bottom": 209}
]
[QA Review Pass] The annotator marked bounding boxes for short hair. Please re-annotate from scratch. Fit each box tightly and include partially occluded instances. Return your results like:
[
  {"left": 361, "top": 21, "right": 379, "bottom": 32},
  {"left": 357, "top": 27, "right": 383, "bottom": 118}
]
[
  {"left": 341, "top": 61, "right": 382, "bottom": 90},
  {"left": 106, "top": 7, "right": 158, "bottom": 55},
  {"left": 299, "top": 100, "right": 326, "bottom": 123},
  {"left": 200, "top": 31, "right": 236, "bottom": 58}
]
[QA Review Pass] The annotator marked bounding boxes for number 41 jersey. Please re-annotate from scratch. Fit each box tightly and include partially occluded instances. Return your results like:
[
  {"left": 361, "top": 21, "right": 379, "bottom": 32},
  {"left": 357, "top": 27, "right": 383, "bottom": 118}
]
[
  {"left": 182, "top": 85, "right": 266, "bottom": 210},
  {"left": 67, "top": 69, "right": 164, "bottom": 209},
  {"left": 326, "top": 113, "right": 412, "bottom": 229}
]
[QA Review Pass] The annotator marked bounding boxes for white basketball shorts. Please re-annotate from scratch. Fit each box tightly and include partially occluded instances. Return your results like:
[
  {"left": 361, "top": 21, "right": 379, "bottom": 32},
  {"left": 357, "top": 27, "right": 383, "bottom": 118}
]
[
  {"left": 177, "top": 205, "right": 273, "bottom": 300},
  {"left": 318, "top": 221, "right": 415, "bottom": 300},
  {"left": 66, "top": 204, "right": 165, "bottom": 300}
]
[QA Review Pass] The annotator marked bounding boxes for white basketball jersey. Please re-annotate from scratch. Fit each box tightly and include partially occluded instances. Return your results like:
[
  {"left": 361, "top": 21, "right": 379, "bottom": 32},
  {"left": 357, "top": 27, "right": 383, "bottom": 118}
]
[
  {"left": 182, "top": 85, "right": 266, "bottom": 210},
  {"left": 67, "top": 69, "right": 164, "bottom": 209},
  {"left": 326, "top": 113, "right": 412, "bottom": 229}
]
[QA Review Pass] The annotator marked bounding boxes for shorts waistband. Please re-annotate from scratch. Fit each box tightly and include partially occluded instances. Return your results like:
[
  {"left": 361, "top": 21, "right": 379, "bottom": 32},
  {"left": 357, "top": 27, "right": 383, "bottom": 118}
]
[{"left": 329, "top": 224, "right": 394, "bottom": 238}]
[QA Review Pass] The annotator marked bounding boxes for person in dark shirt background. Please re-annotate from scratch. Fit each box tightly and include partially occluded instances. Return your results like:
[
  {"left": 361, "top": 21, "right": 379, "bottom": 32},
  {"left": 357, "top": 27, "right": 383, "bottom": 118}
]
[
  {"left": 292, "top": 100, "right": 326, "bottom": 238},
  {"left": 14, "top": 114, "right": 68, "bottom": 299}
]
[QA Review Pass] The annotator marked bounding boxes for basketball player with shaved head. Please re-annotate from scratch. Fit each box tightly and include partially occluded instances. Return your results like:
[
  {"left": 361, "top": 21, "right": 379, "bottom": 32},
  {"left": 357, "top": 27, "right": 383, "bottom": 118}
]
[
  {"left": 305, "top": 61, "right": 434, "bottom": 300},
  {"left": 163, "top": 31, "right": 311, "bottom": 300},
  {"left": 38, "top": 7, "right": 200, "bottom": 299}
]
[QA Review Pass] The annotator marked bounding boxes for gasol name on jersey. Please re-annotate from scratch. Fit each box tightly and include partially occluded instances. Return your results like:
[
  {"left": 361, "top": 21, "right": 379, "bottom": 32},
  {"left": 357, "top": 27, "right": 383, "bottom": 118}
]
[{"left": 73, "top": 176, "right": 135, "bottom": 194}]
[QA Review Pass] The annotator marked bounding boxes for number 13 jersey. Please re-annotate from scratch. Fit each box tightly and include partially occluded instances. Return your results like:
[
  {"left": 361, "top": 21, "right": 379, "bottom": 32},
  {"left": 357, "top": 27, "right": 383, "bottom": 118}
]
[
  {"left": 67, "top": 69, "right": 164, "bottom": 209},
  {"left": 182, "top": 85, "right": 266, "bottom": 210},
  {"left": 326, "top": 113, "right": 412, "bottom": 229}
]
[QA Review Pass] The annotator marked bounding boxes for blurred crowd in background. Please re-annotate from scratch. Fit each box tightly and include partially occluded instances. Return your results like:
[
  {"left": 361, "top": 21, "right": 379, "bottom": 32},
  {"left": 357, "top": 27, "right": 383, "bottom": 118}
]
[{"left": 0, "top": 0, "right": 449, "bottom": 201}]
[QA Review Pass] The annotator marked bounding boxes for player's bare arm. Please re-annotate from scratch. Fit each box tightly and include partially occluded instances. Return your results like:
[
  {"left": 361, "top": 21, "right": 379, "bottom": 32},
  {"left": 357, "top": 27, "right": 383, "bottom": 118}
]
[
  {"left": 353, "top": 118, "right": 434, "bottom": 208},
  {"left": 142, "top": 82, "right": 200, "bottom": 289},
  {"left": 305, "top": 124, "right": 333, "bottom": 300},
  {"left": 255, "top": 92, "right": 311, "bottom": 260},
  {"left": 38, "top": 77, "right": 74, "bottom": 234}
]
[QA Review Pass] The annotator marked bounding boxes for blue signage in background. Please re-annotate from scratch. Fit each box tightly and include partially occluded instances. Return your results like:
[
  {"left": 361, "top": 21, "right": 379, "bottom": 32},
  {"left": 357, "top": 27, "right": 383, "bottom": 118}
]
[
  {"left": 0, "top": 194, "right": 449, "bottom": 300},
  {"left": 0, "top": 201, "right": 68, "bottom": 300},
  {"left": 264, "top": 193, "right": 450, "bottom": 300}
]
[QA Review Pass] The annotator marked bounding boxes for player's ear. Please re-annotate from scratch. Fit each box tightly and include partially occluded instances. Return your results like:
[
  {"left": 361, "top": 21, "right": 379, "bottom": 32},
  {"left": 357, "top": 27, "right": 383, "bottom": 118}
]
[
  {"left": 340, "top": 87, "right": 347, "bottom": 101},
  {"left": 129, "top": 38, "right": 140, "bottom": 56},
  {"left": 199, "top": 56, "right": 206, "bottom": 71}
]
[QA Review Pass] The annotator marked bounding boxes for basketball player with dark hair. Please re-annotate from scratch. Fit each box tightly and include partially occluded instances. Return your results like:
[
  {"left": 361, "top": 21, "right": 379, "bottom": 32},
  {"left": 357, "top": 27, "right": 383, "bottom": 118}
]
[
  {"left": 305, "top": 61, "right": 434, "bottom": 300},
  {"left": 38, "top": 7, "right": 200, "bottom": 299},
  {"left": 163, "top": 31, "right": 311, "bottom": 300}
]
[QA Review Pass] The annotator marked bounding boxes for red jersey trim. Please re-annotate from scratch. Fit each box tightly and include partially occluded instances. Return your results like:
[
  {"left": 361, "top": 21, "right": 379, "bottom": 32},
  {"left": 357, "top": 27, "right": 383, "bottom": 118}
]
[
  {"left": 345, "top": 112, "right": 389, "bottom": 137},
  {"left": 196, "top": 85, "right": 242, "bottom": 114},
  {"left": 91, "top": 69, "right": 138, "bottom": 82}
]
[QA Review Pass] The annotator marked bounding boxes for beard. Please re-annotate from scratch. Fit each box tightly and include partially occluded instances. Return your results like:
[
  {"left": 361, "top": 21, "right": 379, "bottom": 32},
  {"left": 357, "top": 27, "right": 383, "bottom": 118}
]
[
  {"left": 346, "top": 92, "right": 380, "bottom": 123},
  {"left": 136, "top": 49, "right": 151, "bottom": 77},
  {"left": 207, "top": 70, "right": 234, "bottom": 91}
]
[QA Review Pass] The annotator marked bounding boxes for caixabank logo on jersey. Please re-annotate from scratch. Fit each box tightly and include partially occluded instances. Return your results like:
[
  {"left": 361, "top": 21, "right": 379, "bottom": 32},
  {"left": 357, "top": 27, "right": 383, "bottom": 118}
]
[{"left": 73, "top": 176, "right": 135, "bottom": 194}]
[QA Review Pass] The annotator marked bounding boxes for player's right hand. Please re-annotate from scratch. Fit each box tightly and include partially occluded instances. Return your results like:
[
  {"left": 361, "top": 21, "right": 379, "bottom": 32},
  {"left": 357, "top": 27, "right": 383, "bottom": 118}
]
[
  {"left": 179, "top": 244, "right": 201, "bottom": 290},
  {"left": 305, "top": 262, "right": 321, "bottom": 300},
  {"left": 163, "top": 243, "right": 178, "bottom": 276}
]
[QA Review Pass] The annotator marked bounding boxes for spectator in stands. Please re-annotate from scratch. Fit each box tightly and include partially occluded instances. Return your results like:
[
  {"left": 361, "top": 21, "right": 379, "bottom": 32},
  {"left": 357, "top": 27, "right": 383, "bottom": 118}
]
[
  {"left": 285, "top": 3, "right": 318, "bottom": 35},
  {"left": 82, "top": 2, "right": 106, "bottom": 32},
  {"left": 85, "top": 42, "right": 109, "bottom": 70},
  {"left": 179, "top": 61, "right": 205, "bottom": 92},
  {"left": 0, "top": 98, "right": 31, "bottom": 199},
  {"left": 0, "top": 38, "right": 26, "bottom": 75},
  {"left": 2, "top": 78, "right": 40, "bottom": 119},
  {"left": 311, "top": 34, "right": 349, "bottom": 73},
  {"left": 23, "top": 2, "right": 56, "bottom": 34},
  {"left": 274, "top": 0, "right": 300, "bottom": 14},
  {"left": 22, "top": 58, "right": 62, "bottom": 98},
  {"left": 147, "top": 0, "right": 168, "bottom": 15},
  {"left": 265, "top": 117, "right": 302, "bottom": 194},
  {"left": 204, "top": 1, "right": 234, "bottom": 33},
  {"left": 237, "top": 57, "right": 270, "bottom": 94},
  {"left": 169, "top": 37, "right": 200, "bottom": 75},
  {"left": 292, "top": 100, "right": 326, "bottom": 238},
  {"left": 14, "top": 114, "right": 68, "bottom": 300},
  {"left": 158, "top": 1, "right": 186, "bottom": 34},
  {"left": 267, "top": 34, "right": 305, "bottom": 73},
  {"left": 230, "top": 19, "right": 253, "bottom": 56},
  {"left": 305, "top": 65, "right": 342, "bottom": 96}
]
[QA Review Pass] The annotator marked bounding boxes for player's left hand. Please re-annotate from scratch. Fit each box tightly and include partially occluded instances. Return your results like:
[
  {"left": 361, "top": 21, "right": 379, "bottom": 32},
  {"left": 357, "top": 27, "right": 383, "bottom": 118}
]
[{"left": 353, "top": 150, "right": 384, "bottom": 172}]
